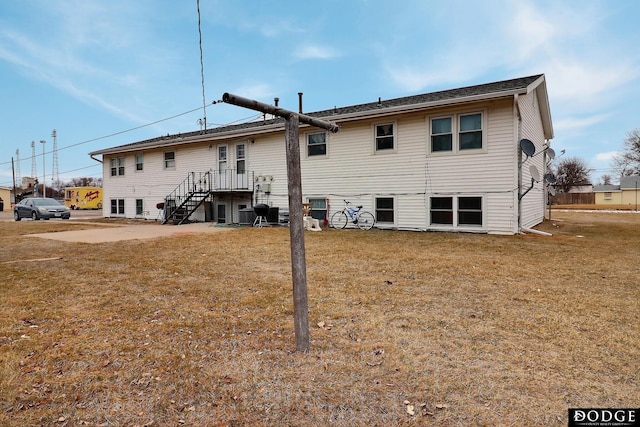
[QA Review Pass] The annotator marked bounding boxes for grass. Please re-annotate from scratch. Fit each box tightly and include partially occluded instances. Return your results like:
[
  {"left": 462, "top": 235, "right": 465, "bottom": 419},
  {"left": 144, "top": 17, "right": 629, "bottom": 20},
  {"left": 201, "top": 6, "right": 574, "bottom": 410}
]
[{"left": 0, "top": 212, "right": 638, "bottom": 426}]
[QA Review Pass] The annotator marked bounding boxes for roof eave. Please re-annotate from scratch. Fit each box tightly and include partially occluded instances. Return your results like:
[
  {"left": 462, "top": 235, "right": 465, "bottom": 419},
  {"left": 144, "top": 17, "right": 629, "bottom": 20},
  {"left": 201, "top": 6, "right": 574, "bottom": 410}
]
[{"left": 527, "top": 75, "right": 554, "bottom": 140}]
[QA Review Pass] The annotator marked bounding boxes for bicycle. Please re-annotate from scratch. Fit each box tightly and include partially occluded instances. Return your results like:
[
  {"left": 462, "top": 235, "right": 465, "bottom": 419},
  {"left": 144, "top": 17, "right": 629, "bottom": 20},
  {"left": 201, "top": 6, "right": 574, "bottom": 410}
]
[{"left": 330, "top": 200, "right": 376, "bottom": 230}]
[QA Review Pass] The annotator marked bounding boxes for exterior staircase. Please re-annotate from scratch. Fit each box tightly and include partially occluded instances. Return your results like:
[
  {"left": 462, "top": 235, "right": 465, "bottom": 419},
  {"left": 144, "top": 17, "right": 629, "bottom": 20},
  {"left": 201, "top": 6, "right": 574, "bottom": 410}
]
[{"left": 163, "top": 172, "right": 212, "bottom": 225}]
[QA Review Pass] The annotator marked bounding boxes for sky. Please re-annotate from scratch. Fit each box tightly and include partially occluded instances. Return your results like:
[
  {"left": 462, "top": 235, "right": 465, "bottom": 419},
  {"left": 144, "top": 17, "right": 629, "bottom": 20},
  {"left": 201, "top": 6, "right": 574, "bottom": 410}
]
[{"left": 1, "top": 0, "right": 639, "bottom": 190}]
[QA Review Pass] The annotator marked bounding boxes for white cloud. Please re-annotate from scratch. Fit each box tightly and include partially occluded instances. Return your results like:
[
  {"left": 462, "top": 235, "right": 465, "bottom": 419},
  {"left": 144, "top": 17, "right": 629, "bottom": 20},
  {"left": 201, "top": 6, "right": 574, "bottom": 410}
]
[
  {"left": 294, "top": 45, "right": 339, "bottom": 60},
  {"left": 553, "top": 114, "right": 609, "bottom": 132},
  {"left": 594, "top": 151, "right": 619, "bottom": 162}
]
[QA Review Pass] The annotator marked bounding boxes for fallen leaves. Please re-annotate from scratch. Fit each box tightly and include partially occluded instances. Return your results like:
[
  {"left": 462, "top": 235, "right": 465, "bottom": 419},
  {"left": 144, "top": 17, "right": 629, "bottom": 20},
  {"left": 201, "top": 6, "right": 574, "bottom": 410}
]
[{"left": 403, "top": 400, "right": 448, "bottom": 417}]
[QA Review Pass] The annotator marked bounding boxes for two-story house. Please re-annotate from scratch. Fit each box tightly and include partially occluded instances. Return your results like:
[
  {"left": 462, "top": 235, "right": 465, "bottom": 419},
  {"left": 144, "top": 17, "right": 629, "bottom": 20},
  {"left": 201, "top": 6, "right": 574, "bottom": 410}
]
[{"left": 89, "top": 74, "right": 554, "bottom": 234}]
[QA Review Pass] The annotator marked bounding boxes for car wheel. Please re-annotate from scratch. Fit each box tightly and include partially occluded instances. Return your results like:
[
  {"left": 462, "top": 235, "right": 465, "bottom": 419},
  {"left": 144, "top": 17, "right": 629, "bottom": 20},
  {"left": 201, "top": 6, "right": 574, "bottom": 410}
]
[
  {"left": 31, "top": 211, "right": 39, "bottom": 221},
  {"left": 14, "top": 211, "right": 21, "bottom": 221}
]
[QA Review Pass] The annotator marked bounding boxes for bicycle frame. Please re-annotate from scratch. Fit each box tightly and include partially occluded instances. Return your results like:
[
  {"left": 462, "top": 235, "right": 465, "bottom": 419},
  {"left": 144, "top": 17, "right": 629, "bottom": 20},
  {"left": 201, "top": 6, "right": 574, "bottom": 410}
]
[{"left": 344, "top": 203, "right": 360, "bottom": 221}]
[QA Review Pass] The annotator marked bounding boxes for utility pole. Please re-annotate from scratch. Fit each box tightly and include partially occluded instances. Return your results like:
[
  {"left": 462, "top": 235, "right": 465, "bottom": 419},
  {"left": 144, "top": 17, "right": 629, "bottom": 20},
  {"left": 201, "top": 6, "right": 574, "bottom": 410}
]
[
  {"left": 222, "top": 92, "right": 339, "bottom": 352},
  {"left": 40, "top": 140, "right": 46, "bottom": 198},
  {"left": 52, "top": 129, "right": 59, "bottom": 192}
]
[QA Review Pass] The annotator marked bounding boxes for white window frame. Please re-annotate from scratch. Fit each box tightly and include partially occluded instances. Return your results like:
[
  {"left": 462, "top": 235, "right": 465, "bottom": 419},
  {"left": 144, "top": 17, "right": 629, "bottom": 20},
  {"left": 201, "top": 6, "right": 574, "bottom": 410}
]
[
  {"left": 110, "top": 198, "right": 125, "bottom": 216},
  {"left": 164, "top": 151, "right": 176, "bottom": 169},
  {"left": 110, "top": 157, "right": 125, "bottom": 177},
  {"left": 428, "top": 110, "right": 486, "bottom": 155},
  {"left": 373, "top": 122, "right": 397, "bottom": 153},
  {"left": 375, "top": 196, "right": 395, "bottom": 224},
  {"left": 429, "top": 195, "right": 484, "bottom": 229},
  {"left": 135, "top": 153, "right": 144, "bottom": 172},
  {"left": 307, "top": 197, "right": 328, "bottom": 221},
  {"left": 306, "top": 131, "right": 328, "bottom": 158},
  {"left": 135, "top": 198, "right": 144, "bottom": 216}
]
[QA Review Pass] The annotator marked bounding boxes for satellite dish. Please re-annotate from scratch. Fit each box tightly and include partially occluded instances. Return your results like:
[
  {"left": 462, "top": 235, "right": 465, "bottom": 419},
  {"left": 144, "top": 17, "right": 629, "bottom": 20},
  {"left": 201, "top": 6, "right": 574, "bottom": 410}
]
[
  {"left": 545, "top": 173, "right": 557, "bottom": 184},
  {"left": 520, "top": 139, "right": 536, "bottom": 158},
  {"left": 549, "top": 186, "right": 556, "bottom": 196},
  {"left": 546, "top": 147, "right": 556, "bottom": 160},
  {"left": 530, "top": 165, "right": 541, "bottom": 182}
]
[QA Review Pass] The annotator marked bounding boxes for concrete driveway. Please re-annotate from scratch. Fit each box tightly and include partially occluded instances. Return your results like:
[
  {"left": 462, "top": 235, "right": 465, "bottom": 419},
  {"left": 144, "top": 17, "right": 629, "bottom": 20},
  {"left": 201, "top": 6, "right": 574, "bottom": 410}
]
[{"left": 0, "top": 209, "right": 231, "bottom": 243}]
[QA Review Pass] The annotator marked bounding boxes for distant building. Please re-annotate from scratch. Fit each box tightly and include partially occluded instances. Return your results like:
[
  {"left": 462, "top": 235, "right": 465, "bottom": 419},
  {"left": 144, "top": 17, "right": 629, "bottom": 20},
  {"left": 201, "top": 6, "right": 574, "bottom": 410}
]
[{"left": 593, "top": 176, "right": 640, "bottom": 207}]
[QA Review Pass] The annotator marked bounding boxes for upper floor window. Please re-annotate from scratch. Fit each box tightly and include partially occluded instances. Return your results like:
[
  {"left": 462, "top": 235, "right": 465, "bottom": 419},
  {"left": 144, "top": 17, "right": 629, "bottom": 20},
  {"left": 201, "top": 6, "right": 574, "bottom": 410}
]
[
  {"left": 110, "top": 157, "right": 125, "bottom": 176},
  {"left": 307, "top": 132, "right": 327, "bottom": 157},
  {"left": 431, "top": 118, "right": 452, "bottom": 152},
  {"left": 236, "top": 144, "right": 246, "bottom": 173},
  {"left": 459, "top": 113, "right": 482, "bottom": 150},
  {"left": 375, "top": 123, "right": 395, "bottom": 151},
  {"left": 135, "top": 153, "right": 144, "bottom": 171},
  {"left": 164, "top": 151, "right": 176, "bottom": 169},
  {"left": 430, "top": 112, "right": 484, "bottom": 153}
]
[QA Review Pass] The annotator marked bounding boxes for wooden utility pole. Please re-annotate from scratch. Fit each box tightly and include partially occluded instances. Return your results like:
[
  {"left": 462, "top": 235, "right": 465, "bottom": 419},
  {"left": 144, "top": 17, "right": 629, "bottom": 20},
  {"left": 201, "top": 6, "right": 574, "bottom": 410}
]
[{"left": 222, "top": 93, "right": 339, "bottom": 352}]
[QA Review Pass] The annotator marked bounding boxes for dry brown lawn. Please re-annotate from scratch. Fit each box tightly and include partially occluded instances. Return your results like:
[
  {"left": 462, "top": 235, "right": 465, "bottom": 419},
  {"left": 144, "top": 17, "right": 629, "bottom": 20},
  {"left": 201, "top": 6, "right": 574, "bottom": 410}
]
[{"left": 1, "top": 211, "right": 638, "bottom": 426}]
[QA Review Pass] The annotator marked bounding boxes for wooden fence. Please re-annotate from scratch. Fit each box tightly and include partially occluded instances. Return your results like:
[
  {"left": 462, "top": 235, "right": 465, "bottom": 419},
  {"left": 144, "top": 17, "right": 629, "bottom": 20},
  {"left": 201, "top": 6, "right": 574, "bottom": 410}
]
[{"left": 550, "top": 192, "right": 595, "bottom": 205}]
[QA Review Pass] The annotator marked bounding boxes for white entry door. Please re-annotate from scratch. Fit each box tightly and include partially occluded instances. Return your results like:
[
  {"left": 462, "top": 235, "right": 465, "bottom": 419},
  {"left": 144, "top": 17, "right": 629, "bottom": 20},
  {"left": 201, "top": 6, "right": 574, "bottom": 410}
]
[{"left": 218, "top": 145, "right": 228, "bottom": 189}]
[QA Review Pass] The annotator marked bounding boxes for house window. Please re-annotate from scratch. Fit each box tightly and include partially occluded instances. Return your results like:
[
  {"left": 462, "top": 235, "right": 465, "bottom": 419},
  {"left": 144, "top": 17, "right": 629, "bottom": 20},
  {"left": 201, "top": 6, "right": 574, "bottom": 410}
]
[
  {"left": 375, "top": 197, "right": 395, "bottom": 223},
  {"left": 110, "top": 199, "right": 125, "bottom": 215},
  {"left": 604, "top": 192, "right": 612, "bottom": 200},
  {"left": 430, "top": 196, "right": 483, "bottom": 227},
  {"left": 375, "top": 123, "right": 395, "bottom": 151},
  {"left": 308, "top": 198, "right": 327, "bottom": 221},
  {"left": 307, "top": 132, "right": 327, "bottom": 156},
  {"left": 135, "top": 154, "right": 144, "bottom": 171},
  {"left": 431, "top": 117, "right": 453, "bottom": 152},
  {"left": 430, "top": 197, "right": 453, "bottom": 225},
  {"left": 236, "top": 144, "right": 246, "bottom": 173},
  {"left": 110, "top": 157, "right": 125, "bottom": 176},
  {"left": 459, "top": 113, "right": 482, "bottom": 150},
  {"left": 164, "top": 151, "right": 176, "bottom": 169},
  {"left": 136, "top": 199, "right": 144, "bottom": 216},
  {"left": 430, "top": 112, "right": 484, "bottom": 153},
  {"left": 458, "top": 197, "right": 482, "bottom": 225}
]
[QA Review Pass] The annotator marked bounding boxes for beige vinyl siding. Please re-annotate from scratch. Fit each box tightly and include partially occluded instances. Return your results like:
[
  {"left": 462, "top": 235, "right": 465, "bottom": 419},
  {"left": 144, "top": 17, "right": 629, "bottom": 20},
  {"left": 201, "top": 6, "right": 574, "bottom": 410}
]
[
  {"left": 517, "top": 91, "right": 547, "bottom": 230},
  {"left": 102, "top": 143, "right": 220, "bottom": 220},
  {"left": 424, "top": 99, "right": 517, "bottom": 233}
]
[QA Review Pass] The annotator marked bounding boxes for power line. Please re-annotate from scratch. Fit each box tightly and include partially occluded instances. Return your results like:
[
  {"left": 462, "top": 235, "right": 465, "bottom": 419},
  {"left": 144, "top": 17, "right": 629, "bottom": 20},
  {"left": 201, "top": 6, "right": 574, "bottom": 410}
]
[
  {"left": 0, "top": 103, "right": 213, "bottom": 168},
  {"left": 197, "top": 0, "right": 207, "bottom": 130}
]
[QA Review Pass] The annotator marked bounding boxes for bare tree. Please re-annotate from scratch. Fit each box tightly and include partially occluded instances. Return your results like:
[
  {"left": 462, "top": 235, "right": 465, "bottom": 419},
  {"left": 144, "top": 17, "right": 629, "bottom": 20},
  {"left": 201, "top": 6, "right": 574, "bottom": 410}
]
[
  {"left": 613, "top": 129, "right": 640, "bottom": 177},
  {"left": 600, "top": 174, "right": 612, "bottom": 185},
  {"left": 555, "top": 157, "right": 591, "bottom": 193},
  {"left": 64, "top": 177, "right": 102, "bottom": 187}
]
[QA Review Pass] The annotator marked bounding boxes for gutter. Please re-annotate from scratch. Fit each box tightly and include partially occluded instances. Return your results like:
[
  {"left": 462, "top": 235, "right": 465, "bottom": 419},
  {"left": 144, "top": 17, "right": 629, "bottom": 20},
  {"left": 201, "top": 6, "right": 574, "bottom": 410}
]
[{"left": 90, "top": 154, "right": 102, "bottom": 164}]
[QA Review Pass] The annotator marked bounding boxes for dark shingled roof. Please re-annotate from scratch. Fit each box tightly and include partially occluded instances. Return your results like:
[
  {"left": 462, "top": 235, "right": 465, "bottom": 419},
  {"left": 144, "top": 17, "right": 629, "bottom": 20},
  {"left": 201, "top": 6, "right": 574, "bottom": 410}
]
[{"left": 92, "top": 74, "right": 544, "bottom": 154}]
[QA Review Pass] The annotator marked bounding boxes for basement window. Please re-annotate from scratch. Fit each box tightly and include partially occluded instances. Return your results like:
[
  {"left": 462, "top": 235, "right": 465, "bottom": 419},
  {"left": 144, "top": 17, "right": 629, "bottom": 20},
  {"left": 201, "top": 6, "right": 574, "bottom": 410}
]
[
  {"left": 430, "top": 196, "right": 483, "bottom": 227},
  {"left": 111, "top": 199, "right": 125, "bottom": 215},
  {"left": 375, "top": 197, "right": 395, "bottom": 223}
]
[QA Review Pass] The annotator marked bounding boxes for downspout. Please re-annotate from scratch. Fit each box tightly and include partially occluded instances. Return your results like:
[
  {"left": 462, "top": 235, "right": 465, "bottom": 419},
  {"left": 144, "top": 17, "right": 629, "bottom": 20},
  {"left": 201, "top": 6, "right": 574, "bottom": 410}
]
[
  {"left": 90, "top": 154, "right": 103, "bottom": 164},
  {"left": 514, "top": 94, "right": 523, "bottom": 233}
]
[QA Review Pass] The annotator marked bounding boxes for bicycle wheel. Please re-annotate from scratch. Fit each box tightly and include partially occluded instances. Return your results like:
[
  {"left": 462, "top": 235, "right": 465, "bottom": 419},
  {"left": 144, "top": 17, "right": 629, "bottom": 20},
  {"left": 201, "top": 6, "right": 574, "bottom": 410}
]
[
  {"left": 330, "top": 211, "right": 349, "bottom": 229},
  {"left": 356, "top": 211, "right": 375, "bottom": 230}
]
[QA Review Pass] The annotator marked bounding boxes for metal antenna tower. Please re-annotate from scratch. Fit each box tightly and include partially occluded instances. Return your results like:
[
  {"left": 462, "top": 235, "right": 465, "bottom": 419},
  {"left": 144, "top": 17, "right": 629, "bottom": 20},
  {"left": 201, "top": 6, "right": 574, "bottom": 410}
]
[
  {"left": 31, "top": 141, "right": 37, "bottom": 178},
  {"left": 15, "top": 149, "right": 21, "bottom": 185},
  {"left": 51, "top": 129, "right": 59, "bottom": 186}
]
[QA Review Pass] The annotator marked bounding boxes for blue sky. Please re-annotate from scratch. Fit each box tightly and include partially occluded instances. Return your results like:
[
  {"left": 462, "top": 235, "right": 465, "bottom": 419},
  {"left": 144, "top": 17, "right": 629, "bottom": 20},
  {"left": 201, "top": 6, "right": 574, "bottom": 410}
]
[{"left": 1, "top": 0, "right": 639, "bottom": 189}]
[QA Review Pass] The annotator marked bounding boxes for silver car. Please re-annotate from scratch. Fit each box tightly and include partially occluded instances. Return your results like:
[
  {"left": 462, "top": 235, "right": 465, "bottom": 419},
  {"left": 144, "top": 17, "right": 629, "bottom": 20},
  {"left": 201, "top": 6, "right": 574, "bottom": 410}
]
[{"left": 14, "top": 197, "right": 71, "bottom": 221}]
